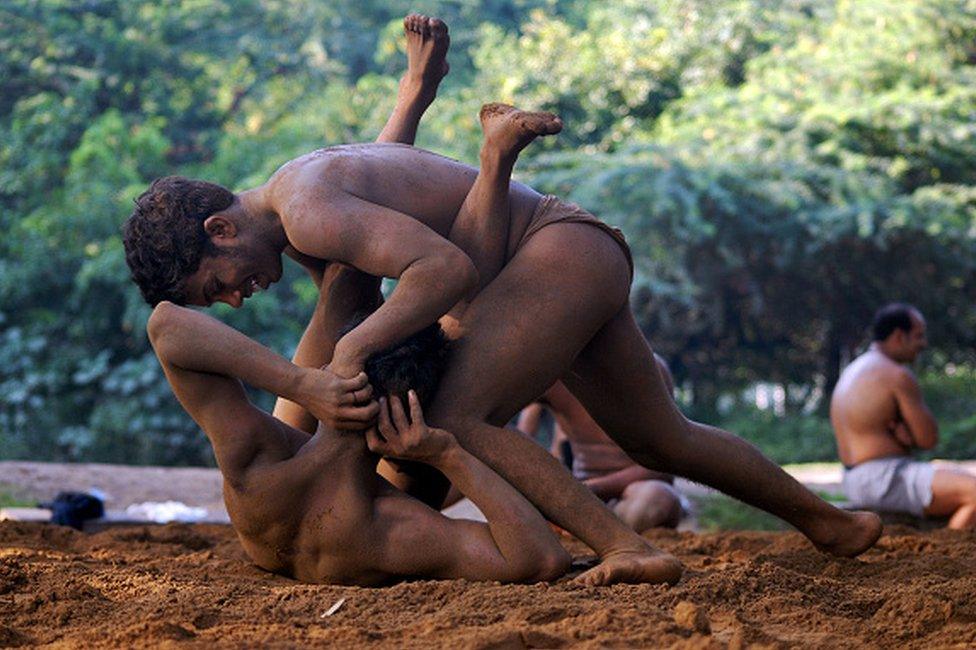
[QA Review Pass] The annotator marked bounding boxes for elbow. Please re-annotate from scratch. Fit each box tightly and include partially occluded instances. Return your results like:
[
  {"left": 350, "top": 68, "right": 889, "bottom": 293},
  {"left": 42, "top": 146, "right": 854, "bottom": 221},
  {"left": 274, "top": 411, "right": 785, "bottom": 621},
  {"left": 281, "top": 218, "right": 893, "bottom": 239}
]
[{"left": 916, "top": 431, "right": 939, "bottom": 450}]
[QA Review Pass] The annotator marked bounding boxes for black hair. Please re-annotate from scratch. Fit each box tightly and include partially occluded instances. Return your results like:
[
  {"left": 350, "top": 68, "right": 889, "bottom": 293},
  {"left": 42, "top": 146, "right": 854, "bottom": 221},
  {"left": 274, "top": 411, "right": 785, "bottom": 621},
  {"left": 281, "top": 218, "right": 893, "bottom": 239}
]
[
  {"left": 871, "top": 303, "right": 919, "bottom": 341},
  {"left": 122, "top": 176, "right": 235, "bottom": 305},
  {"left": 341, "top": 314, "right": 449, "bottom": 407}
]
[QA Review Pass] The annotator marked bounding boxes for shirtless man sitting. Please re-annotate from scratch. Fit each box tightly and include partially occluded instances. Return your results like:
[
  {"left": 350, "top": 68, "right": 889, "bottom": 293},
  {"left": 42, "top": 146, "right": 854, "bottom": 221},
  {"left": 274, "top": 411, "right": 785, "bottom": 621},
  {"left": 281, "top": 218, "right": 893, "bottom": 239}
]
[
  {"left": 831, "top": 303, "right": 976, "bottom": 529},
  {"left": 519, "top": 356, "right": 684, "bottom": 532},
  {"left": 123, "top": 14, "right": 881, "bottom": 585}
]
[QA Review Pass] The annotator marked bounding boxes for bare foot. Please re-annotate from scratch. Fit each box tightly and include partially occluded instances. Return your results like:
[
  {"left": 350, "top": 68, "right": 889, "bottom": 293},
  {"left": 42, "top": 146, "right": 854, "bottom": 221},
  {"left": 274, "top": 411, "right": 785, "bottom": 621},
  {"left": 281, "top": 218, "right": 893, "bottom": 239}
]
[
  {"left": 479, "top": 103, "right": 563, "bottom": 160},
  {"left": 811, "top": 510, "right": 883, "bottom": 557},
  {"left": 574, "top": 548, "right": 683, "bottom": 586},
  {"left": 401, "top": 13, "right": 450, "bottom": 102}
]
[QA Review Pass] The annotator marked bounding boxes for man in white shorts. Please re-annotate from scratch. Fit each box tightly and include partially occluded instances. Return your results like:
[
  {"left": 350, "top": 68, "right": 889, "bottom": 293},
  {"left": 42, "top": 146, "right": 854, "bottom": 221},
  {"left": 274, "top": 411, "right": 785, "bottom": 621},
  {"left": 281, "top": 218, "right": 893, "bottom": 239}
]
[{"left": 831, "top": 303, "right": 976, "bottom": 528}]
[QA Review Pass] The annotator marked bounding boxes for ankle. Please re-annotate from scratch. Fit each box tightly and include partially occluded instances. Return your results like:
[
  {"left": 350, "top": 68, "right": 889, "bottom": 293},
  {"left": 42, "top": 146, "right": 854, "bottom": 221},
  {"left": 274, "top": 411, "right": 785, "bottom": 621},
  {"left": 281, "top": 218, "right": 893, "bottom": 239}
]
[{"left": 398, "top": 76, "right": 437, "bottom": 107}]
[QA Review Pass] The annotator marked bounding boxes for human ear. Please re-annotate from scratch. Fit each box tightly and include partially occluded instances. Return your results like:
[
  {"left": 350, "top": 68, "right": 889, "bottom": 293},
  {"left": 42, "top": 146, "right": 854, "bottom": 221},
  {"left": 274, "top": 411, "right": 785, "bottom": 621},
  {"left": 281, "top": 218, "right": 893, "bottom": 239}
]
[{"left": 203, "top": 215, "right": 237, "bottom": 240}]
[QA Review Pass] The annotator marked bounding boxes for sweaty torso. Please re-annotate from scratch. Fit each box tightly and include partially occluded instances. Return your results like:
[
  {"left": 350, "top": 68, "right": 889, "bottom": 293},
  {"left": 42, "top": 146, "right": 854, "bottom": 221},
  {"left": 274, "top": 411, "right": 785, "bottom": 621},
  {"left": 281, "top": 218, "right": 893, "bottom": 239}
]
[
  {"left": 268, "top": 143, "right": 543, "bottom": 262},
  {"left": 830, "top": 350, "right": 909, "bottom": 467},
  {"left": 220, "top": 434, "right": 387, "bottom": 586}
]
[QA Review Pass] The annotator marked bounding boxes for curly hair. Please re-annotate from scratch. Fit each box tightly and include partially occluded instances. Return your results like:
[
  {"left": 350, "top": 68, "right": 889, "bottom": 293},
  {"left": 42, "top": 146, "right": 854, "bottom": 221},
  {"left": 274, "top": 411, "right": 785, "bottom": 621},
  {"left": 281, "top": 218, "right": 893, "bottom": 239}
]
[
  {"left": 342, "top": 313, "right": 450, "bottom": 408},
  {"left": 122, "top": 176, "right": 235, "bottom": 305}
]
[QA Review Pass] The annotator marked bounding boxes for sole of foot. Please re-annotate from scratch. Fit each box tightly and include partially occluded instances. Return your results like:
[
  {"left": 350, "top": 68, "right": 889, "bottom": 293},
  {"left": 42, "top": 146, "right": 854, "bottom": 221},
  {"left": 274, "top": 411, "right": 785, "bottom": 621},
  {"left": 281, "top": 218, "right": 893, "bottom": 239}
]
[{"left": 479, "top": 103, "right": 563, "bottom": 157}]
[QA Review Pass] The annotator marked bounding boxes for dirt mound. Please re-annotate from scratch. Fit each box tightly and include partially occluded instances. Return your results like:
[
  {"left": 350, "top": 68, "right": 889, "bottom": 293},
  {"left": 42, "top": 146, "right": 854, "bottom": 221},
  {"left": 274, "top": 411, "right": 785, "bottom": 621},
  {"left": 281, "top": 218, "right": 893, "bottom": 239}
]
[{"left": 1, "top": 522, "right": 974, "bottom": 648}]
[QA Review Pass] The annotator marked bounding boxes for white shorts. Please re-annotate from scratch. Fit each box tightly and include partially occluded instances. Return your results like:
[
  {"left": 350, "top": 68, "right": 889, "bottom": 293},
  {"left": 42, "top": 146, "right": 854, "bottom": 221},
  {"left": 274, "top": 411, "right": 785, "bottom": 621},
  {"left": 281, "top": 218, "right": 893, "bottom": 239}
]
[{"left": 842, "top": 456, "right": 935, "bottom": 516}]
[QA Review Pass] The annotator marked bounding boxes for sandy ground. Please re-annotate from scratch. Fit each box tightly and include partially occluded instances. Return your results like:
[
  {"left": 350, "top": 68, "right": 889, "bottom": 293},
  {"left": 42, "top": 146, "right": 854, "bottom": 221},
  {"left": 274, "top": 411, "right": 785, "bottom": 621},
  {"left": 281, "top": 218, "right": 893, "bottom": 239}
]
[
  {"left": 2, "top": 521, "right": 976, "bottom": 648},
  {"left": 4, "top": 461, "right": 976, "bottom": 647}
]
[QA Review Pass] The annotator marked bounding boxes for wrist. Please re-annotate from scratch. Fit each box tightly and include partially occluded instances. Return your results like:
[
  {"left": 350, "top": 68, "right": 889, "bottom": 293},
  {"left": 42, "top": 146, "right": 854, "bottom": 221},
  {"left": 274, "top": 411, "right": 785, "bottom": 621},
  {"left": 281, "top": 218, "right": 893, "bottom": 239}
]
[
  {"left": 333, "top": 336, "right": 368, "bottom": 368},
  {"left": 427, "top": 436, "right": 463, "bottom": 470},
  {"left": 289, "top": 365, "right": 313, "bottom": 406}
]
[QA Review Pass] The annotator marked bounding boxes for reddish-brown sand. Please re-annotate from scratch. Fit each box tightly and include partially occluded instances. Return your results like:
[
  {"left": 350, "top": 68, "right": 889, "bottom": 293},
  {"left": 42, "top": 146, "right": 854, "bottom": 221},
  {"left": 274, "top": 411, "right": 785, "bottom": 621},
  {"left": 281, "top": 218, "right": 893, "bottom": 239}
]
[{"left": 2, "top": 523, "right": 975, "bottom": 648}]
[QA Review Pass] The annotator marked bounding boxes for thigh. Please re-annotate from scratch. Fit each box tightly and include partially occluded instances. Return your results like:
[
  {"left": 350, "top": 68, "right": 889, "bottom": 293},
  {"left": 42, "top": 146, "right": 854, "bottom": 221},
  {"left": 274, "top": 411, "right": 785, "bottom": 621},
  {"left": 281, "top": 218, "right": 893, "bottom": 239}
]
[
  {"left": 926, "top": 466, "right": 976, "bottom": 516},
  {"left": 429, "top": 222, "right": 631, "bottom": 426},
  {"left": 560, "top": 306, "right": 686, "bottom": 463}
]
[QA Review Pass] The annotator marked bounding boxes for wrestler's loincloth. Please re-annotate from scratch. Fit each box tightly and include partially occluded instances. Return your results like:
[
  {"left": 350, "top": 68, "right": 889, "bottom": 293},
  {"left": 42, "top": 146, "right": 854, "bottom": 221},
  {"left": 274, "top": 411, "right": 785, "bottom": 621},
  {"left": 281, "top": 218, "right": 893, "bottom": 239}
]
[
  {"left": 842, "top": 456, "right": 935, "bottom": 516},
  {"left": 516, "top": 195, "right": 634, "bottom": 277}
]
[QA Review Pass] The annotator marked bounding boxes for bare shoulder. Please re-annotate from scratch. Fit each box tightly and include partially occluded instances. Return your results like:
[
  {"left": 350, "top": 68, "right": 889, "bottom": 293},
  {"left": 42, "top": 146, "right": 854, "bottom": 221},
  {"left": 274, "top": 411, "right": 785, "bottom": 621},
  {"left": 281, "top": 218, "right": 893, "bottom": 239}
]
[
  {"left": 890, "top": 363, "right": 920, "bottom": 390},
  {"left": 266, "top": 149, "right": 351, "bottom": 215}
]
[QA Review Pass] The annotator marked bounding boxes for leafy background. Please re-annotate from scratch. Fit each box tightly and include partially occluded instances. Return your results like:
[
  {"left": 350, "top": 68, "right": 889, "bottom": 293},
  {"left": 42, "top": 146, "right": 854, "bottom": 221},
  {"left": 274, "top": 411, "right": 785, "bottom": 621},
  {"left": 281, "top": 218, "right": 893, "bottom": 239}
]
[{"left": 1, "top": 0, "right": 974, "bottom": 466}]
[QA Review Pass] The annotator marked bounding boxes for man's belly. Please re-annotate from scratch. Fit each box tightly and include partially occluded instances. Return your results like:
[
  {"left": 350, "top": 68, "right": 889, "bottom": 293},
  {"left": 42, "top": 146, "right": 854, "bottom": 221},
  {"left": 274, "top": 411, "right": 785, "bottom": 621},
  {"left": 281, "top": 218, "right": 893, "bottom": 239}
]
[{"left": 840, "top": 429, "right": 910, "bottom": 467}]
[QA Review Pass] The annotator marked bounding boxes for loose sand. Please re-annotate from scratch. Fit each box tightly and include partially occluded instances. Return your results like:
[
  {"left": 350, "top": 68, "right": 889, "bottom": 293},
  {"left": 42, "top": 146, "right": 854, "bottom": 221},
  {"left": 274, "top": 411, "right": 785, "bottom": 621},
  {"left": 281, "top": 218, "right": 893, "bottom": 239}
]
[{"left": 1, "top": 521, "right": 974, "bottom": 648}]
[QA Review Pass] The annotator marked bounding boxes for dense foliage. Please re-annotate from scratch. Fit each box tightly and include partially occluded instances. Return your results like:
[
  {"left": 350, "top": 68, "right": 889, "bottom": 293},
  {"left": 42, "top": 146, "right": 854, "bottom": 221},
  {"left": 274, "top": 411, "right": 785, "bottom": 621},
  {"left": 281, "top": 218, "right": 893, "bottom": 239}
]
[{"left": 1, "top": 0, "right": 974, "bottom": 465}]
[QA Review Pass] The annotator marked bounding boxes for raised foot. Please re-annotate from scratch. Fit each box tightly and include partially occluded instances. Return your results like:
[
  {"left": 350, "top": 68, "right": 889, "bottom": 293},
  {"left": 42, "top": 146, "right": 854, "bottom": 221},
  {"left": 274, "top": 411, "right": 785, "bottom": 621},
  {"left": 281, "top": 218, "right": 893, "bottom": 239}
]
[
  {"left": 812, "top": 510, "right": 883, "bottom": 558},
  {"left": 574, "top": 549, "right": 683, "bottom": 587},
  {"left": 402, "top": 13, "right": 450, "bottom": 94},
  {"left": 479, "top": 102, "right": 563, "bottom": 159}
]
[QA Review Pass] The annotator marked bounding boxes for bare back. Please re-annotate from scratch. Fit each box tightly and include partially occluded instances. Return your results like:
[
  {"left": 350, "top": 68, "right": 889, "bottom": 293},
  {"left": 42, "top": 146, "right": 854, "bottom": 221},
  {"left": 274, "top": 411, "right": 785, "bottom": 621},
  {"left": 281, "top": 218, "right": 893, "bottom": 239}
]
[
  {"left": 219, "top": 430, "right": 387, "bottom": 585},
  {"left": 830, "top": 350, "right": 909, "bottom": 466},
  {"left": 268, "top": 143, "right": 542, "bottom": 261}
]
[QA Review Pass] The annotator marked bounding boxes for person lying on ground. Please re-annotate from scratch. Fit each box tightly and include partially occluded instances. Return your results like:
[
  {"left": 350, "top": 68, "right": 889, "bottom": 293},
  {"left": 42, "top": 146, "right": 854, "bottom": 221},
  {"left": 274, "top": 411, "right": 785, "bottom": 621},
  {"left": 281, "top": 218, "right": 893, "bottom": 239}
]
[
  {"left": 831, "top": 303, "right": 976, "bottom": 529},
  {"left": 518, "top": 356, "right": 684, "bottom": 533},
  {"left": 147, "top": 302, "right": 570, "bottom": 585},
  {"left": 122, "top": 13, "right": 881, "bottom": 585}
]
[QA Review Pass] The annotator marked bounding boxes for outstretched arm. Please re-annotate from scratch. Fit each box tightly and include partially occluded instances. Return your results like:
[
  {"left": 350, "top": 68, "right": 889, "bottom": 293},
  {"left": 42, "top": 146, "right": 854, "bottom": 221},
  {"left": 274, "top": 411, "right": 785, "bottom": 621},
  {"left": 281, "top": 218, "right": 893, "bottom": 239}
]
[
  {"left": 148, "top": 301, "right": 378, "bottom": 431},
  {"left": 361, "top": 393, "right": 570, "bottom": 582}
]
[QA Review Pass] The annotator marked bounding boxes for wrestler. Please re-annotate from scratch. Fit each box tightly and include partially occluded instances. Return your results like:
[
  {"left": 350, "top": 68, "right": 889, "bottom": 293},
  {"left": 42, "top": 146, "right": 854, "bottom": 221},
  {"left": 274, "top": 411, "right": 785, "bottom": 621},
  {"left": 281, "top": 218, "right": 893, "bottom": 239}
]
[
  {"left": 143, "top": 30, "right": 571, "bottom": 582},
  {"left": 519, "top": 357, "right": 684, "bottom": 532},
  {"left": 148, "top": 303, "right": 569, "bottom": 584},
  {"left": 123, "top": 14, "right": 881, "bottom": 585},
  {"left": 832, "top": 303, "right": 976, "bottom": 529}
]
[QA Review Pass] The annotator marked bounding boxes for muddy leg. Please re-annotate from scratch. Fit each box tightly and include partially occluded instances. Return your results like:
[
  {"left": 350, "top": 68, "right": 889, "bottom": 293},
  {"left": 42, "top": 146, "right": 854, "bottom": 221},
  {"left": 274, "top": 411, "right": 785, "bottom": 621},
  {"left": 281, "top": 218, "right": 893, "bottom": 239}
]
[
  {"left": 379, "top": 105, "right": 561, "bottom": 503},
  {"left": 428, "top": 223, "right": 683, "bottom": 585},
  {"left": 562, "top": 307, "right": 883, "bottom": 569},
  {"left": 447, "top": 104, "right": 561, "bottom": 295},
  {"left": 377, "top": 13, "right": 451, "bottom": 144}
]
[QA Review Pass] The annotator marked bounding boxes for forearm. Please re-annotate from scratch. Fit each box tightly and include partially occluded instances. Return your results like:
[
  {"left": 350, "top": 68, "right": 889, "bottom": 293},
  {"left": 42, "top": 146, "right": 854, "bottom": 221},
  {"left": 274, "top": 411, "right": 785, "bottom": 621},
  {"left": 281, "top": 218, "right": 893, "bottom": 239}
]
[
  {"left": 585, "top": 466, "right": 668, "bottom": 501},
  {"left": 148, "top": 302, "right": 307, "bottom": 404},
  {"left": 432, "top": 442, "right": 561, "bottom": 564},
  {"left": 335, "top": 255, "right": 476, "bottom": 362},
  {"left": 274, "top": 266, "right": 381, "bottom": 428}
]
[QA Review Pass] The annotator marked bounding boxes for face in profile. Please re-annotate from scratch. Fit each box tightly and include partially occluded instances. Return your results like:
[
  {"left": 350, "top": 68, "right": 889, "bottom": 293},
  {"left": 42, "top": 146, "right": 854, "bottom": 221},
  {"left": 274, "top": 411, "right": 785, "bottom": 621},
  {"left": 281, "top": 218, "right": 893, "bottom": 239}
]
[
  {"left": 182, "top": 224, "right": 283, "bottom": 308},
  {"left": 898, "top": 311, "right": 928, "bottom": 363}
]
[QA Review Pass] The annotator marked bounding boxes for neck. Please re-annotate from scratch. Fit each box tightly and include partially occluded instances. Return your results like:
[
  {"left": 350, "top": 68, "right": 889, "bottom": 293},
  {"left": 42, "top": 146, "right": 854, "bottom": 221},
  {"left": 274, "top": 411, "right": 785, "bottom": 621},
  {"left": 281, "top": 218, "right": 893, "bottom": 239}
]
[
  {"left": 301, "top": 425, "right": 372, "bottom": 464},
  {"left": 238, "top": 187, "right": 288, "bottom": 253},
  {"left": 869, "top": 341, "right": 903, "bottom": 364}
]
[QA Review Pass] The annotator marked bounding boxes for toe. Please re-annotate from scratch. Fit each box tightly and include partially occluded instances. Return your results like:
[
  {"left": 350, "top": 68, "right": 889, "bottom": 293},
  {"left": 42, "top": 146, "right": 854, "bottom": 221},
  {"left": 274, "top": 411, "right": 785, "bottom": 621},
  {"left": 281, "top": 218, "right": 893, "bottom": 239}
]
[{"left": 430, "top": 17, "right": 448, "bottom": 37}]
